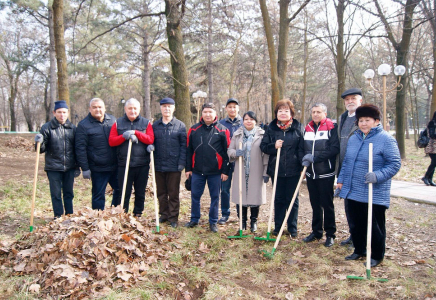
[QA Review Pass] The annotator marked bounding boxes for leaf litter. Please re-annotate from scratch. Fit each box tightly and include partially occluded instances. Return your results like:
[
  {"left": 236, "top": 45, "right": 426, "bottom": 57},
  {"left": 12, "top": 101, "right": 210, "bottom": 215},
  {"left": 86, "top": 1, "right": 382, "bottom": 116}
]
[{"left": 0, "top": 206, "right": 181, "bottom": 299}]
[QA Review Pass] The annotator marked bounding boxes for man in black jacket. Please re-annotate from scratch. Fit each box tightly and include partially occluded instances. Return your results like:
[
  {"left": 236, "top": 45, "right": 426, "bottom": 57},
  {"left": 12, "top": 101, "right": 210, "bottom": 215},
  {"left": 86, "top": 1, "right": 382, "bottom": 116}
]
[
  {"left": 75, "top": 98, "right": 120, "bottom": 210},
  {"left": 185, "top": 103, "right": 230, "bottom": 232},
  {"left": 152, "top": 98, "right": 187, "bottom": 228},
  {"left": 35, "top": 100, "right": 80, "bottom": 218}
]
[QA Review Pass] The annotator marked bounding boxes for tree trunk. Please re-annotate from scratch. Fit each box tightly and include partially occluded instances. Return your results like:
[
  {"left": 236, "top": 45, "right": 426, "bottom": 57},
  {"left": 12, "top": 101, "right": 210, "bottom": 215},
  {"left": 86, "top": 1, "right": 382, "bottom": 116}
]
[
  {"left": 259, "top": 0, "right": 280, "bottom": 119},
  {"left": 277, "top": 0, "right": 290, "bottom": 99},
  {"left": 207, "top": 0, "right": 214, "bottom": 104},
  {"left": 164, "top": 0, "right": 191, "bottom": 127},
  {"left": 431, "top": 45, "right": 436, "bottom": 116},
  {"left": 48, "top": 6, "right": 56, "bottom": 117},
  {"left": 302, "top": 11, "right": 308, "bottom": 124},
  {"left": 335, "top": 0, "right": 346, "bottom": 118},
  {"left": 229, "top": 37, "right": 240, "bottom": 100},
  {"left": 142, "top": 30, "right": 151, "bottom": 119},
  {"left": 8, "top": 82, "right": 17, "bottom": 132},
  {"left": 52, "top": 0, "right": 69, "bottom": 106}
]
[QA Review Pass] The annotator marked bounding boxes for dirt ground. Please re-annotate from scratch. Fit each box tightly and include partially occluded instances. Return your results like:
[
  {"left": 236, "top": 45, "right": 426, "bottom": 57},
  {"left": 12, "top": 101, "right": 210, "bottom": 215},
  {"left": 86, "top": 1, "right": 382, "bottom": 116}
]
[{"left": 0, "top": 133, "right": 436, "bottom": 299}]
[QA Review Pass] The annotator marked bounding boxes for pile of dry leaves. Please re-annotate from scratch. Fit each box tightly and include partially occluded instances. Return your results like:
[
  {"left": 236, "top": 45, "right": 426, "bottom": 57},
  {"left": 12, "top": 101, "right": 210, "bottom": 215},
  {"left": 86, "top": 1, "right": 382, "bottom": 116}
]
[
  {"left": 0, "top": 207, "right": 180, "bottom": 299},
  {"left": 5, "top": 136, "right": 34, "bottom": 151}
]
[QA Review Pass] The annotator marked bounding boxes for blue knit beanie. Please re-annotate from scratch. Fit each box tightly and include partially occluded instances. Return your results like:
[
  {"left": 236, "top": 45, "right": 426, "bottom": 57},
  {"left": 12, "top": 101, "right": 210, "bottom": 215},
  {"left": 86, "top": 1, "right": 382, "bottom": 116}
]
[{"left": 54, "top": 100, "right": 69, "bottom": 111}]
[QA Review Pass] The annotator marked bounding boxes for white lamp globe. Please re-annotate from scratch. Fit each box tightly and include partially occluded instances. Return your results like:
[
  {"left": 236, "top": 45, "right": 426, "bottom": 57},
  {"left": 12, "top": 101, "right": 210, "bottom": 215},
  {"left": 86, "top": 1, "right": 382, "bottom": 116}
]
[
  {"left": 377, "top": 64, "right": 391, "bottom": 76},
  {"left": 394, "top": 65, "right": 406, "bottom": 76},
  {"left": 363, "top": 69, "right": 375, "bottom": 80}
]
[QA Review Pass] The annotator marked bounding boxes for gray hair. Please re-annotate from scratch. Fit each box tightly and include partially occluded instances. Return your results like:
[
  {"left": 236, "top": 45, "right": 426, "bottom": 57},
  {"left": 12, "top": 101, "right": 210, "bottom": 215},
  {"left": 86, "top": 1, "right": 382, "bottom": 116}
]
[
  {"left": 89, "top": 98, "right": 105, "bottom": 107},
  {"left": 311, "top": 103, "right": 327, "bottom": 113},
  {"left": 125, "top": 98, "right": 140, "bottom": 107}
]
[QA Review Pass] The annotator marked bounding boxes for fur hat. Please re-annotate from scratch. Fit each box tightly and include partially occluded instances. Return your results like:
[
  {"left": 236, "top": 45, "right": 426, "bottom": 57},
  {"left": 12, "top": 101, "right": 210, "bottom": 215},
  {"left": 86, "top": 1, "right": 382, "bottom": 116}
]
[{"left": 355, "top": 104, "right": 381, "bottom": 121}]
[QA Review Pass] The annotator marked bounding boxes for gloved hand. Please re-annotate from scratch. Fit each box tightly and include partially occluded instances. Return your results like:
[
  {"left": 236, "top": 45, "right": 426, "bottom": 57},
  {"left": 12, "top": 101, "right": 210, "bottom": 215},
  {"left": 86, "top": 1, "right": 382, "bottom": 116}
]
[
  {"left": 130, "top": 134, "right": 138, "bottom": 144},
  {"left": 302, "top": 154, "right": 314, "bottom": 167},
  {"left": 74, "top": 169, "right": 81, "bottom": 178},
  {"left": 147, "top": 145, "right": 155, "bottom": 152},
  {"left": 364, "top": 172, "right": 377, "bottom": 184},
  {"left": 122, "top": 130, "right": 135, "bottom": 140},
  {"left": 178, "top": 164, "right": 185, "bottom": 172},
  {"left": 235, "top": 149, "right": 244, "bottom": 157},
  {"left": 263, "top": 176, "right": 269, "bottom": 183},
  {"left": 34, "top": 134, "right": 43, "bottom": 143},
  {"left": 334, "top": 188, "right": 341, "bottom": 198},
  {"left": 82, "top": 170, "right": 91, "bottom": 179}
]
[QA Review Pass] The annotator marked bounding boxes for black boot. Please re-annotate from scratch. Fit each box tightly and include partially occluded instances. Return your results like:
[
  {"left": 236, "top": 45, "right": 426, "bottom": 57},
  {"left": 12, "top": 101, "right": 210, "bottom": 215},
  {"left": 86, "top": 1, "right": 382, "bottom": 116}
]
[
  {"left": 236, "top": 205, "right": 247, "bottom": 230},
  {"left": 429, "top": 176, "right": 436, "bottom": 186},
  {"left": 250, "top": 206, "right": 259, "bottom": 233},
  {"left": 422, "top": 177, "right": 430, "bottom": 186}
]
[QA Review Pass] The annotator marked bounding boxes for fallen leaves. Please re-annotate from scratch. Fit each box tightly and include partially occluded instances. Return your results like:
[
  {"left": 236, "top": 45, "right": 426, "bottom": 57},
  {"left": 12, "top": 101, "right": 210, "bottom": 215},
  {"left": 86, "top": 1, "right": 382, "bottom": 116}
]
[{"left": 0, "top": 206, "right": 180, "bottom": 298}]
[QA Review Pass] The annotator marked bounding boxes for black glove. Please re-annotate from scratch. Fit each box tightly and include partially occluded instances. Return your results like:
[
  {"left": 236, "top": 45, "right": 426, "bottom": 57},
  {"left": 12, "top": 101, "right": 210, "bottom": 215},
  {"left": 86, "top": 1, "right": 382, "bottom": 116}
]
[
  {"left": 178, "top": 165, "right": 184, "bottom": 172},
  {"left": 263, "top": 176, "right": 269, "bottom": 183},
  {"left": 147, "top": 145, "right": 155, "bottom": 152},
  {"left": 34, "top": 134, "right": 43, "bottom": 143},
  {"left": 122, "top": 130, "right": 135, "bottom": 140},
  {"left": 82, "top": 170, "right": 91, "bottom": 179},
  {"left": 235, "top": 149, "right": 244, "bottom": 157},
  {"left": 74, "top": 169, "right": 81, "bottom": 178},
  {"left": 364, "top": 172, "right": 377, "bottom": 184},
  {"left": 302, "top": 154, "right": 314, "bottom": 167}
]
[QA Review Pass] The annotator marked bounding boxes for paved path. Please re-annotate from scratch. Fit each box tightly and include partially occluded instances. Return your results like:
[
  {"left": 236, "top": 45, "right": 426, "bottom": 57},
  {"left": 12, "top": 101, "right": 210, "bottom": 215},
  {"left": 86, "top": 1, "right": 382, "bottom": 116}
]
[{"left": 391, "top": 180, "right": 436, "bottom": 206}]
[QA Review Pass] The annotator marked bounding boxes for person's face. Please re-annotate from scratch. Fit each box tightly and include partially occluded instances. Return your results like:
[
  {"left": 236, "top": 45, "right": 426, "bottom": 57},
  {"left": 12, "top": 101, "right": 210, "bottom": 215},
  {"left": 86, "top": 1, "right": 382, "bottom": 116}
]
[
  {"left": 53, "top": 108, "right": 69, "bottom": 124},
  {"left": 311, "top": 106, "right": 327, "bottom": 124},
  {"left": 125, "top": 103, "right": 140, "bottom": 121},
  {"left": 202, "top": 108, "right": 216, "bottom": 125},
  {"left": 277, "top": 106, "right": 292, "bottom": 122},
  {"left": 243, "top": 115, "right": 256, "bottom": 131},
  {"left": 225, "top": 103, "right": 239, "bottom": 118},
  {"left": 160, "top": 104, "right": 175, "bottom": 118},
  {"left": 344, "top": 94, "right": 362, "bottom": 113},
  {"left": 89, "top": 100, "right": 105, "bottom": 121},
  {"left": 358, "top": 117, "right": 380, "bottom": 134}
]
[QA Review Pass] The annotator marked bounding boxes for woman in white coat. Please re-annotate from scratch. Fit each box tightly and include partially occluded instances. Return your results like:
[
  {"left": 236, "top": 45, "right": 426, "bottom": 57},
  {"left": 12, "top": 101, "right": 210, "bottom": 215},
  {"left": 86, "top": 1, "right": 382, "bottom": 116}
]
[{"left": 227, "top": 111, "right": 269, "bottom": 232}]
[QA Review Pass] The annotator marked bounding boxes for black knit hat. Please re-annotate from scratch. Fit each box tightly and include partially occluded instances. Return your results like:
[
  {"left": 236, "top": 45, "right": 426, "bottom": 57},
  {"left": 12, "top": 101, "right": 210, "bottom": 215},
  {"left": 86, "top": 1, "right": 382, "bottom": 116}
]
[{"left": 355, "top": 104, "right": 381, "bottom": 121}]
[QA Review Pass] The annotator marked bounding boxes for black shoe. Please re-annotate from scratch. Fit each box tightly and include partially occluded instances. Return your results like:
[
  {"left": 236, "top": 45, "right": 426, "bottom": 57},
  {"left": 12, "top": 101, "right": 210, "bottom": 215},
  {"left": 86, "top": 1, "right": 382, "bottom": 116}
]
[
  {"left": 217, "top": 216, "right": 229, "bottom": 225},
  {"left": 429, "top": 179, "right": 436, "bottom": 186},
  {"left": 422, "top": 177, "right": 430, "bottom": 186},
  {"left": 288, "top": 231, "right": 298, "bottom": 238},
  {"left": 159, "top": 217, "right": 168, "bottom": 223},
  {"left": 324, "top": 237, "right": 334, "bottom": 247},
  {"left": 242, "top": 221, "right": 247, "bottom": 231},
  {"left": 134, "top": 213, "right": 141, "bottom": 218},
  {"left": 340, "top": 236, "right": 352, "bottom": 246},
  {"left": 345, "top": 253, "right": 365, "bottom": 260},
  {"left": 184, "top": 221, "right": 198, "bottom": 228},
  {"left": 271, "top": 230, "right": 279, "bottom": 236},
  {"left": 364, "top": 258, "right": 383, "bottom": 268},
  {"left": 210, "top": 223, "right": 218, "bottom": 233},
  {"left": 170, "top": 222, "right": 178, "bottom": 228},
  {"left": 250, "top": 221, "right": 257, "bottom": 233},
  {"left": 302, "top": 233, "right": 320, "bottom": 243}
]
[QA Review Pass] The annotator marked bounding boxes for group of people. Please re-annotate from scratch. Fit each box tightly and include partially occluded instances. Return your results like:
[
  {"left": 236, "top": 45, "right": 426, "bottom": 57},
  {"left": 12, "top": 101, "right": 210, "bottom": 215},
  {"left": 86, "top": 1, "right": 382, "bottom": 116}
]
[{"left": 36, "top": 88, "right": 401, "bottom": 268}]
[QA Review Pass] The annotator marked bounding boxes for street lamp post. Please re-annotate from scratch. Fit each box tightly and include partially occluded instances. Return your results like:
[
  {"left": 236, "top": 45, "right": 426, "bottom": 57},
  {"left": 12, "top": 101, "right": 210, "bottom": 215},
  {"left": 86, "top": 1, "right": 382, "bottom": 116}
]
[
  {"left": 192, "top": 91, "right": 207, "bottom": 123},
  {"left": 363, "top": 64, "right": 406, "bottom": 131}
]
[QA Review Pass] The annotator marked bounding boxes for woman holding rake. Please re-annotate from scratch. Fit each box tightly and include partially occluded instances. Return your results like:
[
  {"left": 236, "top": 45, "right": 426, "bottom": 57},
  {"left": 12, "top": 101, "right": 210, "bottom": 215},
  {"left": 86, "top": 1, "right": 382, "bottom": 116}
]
[{"left": 227, "top": 111, "right": 269, "bottom": 232}]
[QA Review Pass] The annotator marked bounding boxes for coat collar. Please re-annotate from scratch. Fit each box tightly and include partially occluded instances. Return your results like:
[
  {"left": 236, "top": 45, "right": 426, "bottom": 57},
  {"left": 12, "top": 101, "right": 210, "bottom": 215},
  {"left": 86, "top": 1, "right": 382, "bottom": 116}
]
[
  {"left": 50, "top": 117, "right": 73, "bottom": 129},
  {"left": 269, "top": 118, "right": 301, "bottom": 132},
  {"left": 88, "top": 112, "right": 111, "bottom": 123}
]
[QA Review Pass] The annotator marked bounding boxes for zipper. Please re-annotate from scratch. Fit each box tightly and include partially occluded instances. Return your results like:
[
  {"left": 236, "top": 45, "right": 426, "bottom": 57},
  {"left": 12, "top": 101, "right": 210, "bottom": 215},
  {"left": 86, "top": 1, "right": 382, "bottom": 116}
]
[
  {"left": 311, "top": 125, "right": 316, "bottom": 178},
  {"left": 283, "top": 131, "right": 286, "bottom": 176},
  {"left": 62, "top": 126, "right": 66, "bottom": 171}
]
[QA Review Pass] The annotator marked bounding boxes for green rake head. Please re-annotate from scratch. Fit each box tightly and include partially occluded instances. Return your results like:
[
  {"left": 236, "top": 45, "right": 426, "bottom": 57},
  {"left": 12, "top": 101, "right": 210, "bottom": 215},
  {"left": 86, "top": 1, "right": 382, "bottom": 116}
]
[
  {"left": 347, "top": 269, "right": 388, "bottom": 282},
  {"left": 227, "top": 230, "right": 251, "bottom": 239},
  {"left": 260, "top": 248, "right": 276, "bottom": 259},
  {"left": 254, "top": 232, "right": 276, "bottom": 242}
]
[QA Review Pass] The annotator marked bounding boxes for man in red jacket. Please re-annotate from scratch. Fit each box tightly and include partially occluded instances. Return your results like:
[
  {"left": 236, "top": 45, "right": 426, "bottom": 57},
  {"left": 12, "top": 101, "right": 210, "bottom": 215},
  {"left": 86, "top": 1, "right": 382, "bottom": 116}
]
[
  {"left": 109, "top": 98, "right": 154, "bottom": 216},
  {"left": 185, "top": 103, "right": 230, "bottom": 232}
]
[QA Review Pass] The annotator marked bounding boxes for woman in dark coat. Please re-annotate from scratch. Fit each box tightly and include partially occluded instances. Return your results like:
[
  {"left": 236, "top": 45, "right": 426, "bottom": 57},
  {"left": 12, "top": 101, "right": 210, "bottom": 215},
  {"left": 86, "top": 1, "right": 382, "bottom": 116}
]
[
  {"left": 422, "top": 111, "right": 436, "bottom": 186},
  {"left": 260, "top": 99, "right": 304, "bottom": 237}
]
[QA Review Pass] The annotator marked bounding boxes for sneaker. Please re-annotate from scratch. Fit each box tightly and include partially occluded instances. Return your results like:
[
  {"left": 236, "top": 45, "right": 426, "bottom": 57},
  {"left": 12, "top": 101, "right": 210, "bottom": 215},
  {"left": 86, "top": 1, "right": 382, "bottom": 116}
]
[
  {"left": 210, "top": 223, "right": 218, "bottom": 233},
  {"left": 217, "top": 216, "right": 229, "bottom": 225}
]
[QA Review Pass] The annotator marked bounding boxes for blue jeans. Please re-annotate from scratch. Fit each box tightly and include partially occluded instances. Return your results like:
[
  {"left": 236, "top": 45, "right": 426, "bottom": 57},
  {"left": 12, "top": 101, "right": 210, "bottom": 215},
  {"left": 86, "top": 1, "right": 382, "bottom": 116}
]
[
  {"left": 46, "top": 170, "right": 75, "bottom": 217},
  {"left": 191, "top": 173, "right": 221, "bottom": 224},
  {"left": 220, "top": 167, "right": 233, "bottom": 218},
  {"left": 91, "top": 170, "right": 121, "bottom": 210}
]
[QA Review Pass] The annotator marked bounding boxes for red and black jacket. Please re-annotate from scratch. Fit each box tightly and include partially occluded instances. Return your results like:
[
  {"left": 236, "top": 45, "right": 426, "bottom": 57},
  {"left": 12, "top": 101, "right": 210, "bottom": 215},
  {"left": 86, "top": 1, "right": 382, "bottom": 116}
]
[{"left": 186, "top": 118, "right": 230, "bottom": 176}]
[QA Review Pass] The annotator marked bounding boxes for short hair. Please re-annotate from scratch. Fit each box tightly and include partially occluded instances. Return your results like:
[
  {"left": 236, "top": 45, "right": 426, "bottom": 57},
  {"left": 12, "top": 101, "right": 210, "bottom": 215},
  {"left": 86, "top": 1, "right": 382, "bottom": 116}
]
[
  {"left": 311, "top": 103, "right": 327, "bottom": 113},
  {"left": 274, "top": 99, "right": 295, "bottom": 117},
  {"left": 89, "top": 98, "right": 104, "bottom": 107},
  {"left": 243, "top": 111, "right": 258, "bottom": 123},
  {"left": 125, "top": 98, "right": 140, "bottom": 107},
  {"left": 202, "top": 102, "right": 216, "bottom": 111}
]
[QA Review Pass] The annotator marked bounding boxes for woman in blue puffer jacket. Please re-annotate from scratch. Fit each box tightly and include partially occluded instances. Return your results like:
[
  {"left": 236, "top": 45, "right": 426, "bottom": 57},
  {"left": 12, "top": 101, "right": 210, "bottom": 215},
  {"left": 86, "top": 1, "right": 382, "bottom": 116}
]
[{"left": 337, "top": 104, "right": 401, "bottom": 268}]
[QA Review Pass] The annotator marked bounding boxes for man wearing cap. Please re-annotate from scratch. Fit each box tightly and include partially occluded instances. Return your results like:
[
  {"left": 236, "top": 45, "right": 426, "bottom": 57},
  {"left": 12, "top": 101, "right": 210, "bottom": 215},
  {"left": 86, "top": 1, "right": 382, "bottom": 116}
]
[
  {"left": 75, "top": 98, "right": 121, "bottom": 210},
  {"left": 185, "top": 103, "right": 231, "bottom": 232},
  {"left": 337, "top": 88, "right": 362, "bottom": 246},
  {"left": 109, "top": 98, "right": 154, "bottom": 217},
  {"left": 151, "top": 98, "right": 187, "bottom": 228},
  {"left": 34, "top": 100, "right": 80, "bottom": 218},
  {"left": 217, "top": 98, "right": 242, "bottom": 225}
]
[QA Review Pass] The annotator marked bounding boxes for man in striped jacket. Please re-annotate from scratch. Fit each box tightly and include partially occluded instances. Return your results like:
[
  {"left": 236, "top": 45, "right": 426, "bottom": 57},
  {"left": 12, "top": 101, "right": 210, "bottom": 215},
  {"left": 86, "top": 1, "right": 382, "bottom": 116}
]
[{"left": 301, "top": 103, "right": 340, "bottom": 247}]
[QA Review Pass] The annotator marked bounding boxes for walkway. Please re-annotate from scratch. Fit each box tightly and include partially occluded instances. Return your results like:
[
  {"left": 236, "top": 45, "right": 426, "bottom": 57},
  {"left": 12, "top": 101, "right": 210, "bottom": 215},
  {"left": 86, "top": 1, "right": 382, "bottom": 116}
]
[{"left": 391, "top": 180, "right": 436, "bottom": 206}]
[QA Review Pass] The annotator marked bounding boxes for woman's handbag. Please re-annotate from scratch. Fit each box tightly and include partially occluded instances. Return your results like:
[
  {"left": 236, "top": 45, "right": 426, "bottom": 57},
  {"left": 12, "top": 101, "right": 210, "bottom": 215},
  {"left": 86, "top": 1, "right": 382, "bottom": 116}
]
[{"left": 418, "top": 129, "right": 429, "bottom": 148}]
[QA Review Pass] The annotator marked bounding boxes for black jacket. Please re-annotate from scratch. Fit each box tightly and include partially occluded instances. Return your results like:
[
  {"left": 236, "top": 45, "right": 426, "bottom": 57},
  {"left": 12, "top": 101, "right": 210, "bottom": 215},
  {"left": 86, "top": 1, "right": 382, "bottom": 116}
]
[
  {"left": 152, "top": 117, "right": 187, "bottom": 172},
  {"left": 260, "top": 119, "right": 304, "bottom": 178},
  {"left": 75, "top": 113, "right": 117, "bottom": 172},
  {"left": 186, "top": 118, "right": 230, "bottom": 176},
  {"left": 38, "top": 118, "right": 76, "bottom": 172}
]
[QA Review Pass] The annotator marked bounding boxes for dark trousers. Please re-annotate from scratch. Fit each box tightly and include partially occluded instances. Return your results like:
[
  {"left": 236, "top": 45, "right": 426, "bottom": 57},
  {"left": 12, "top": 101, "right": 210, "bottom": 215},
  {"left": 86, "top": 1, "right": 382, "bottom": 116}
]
[
  {"left": 190, "top": 173, "right": 221, "bottom": 224},
  {"left": 348, "top": 199, "right": 387, "bottom": 260},
  {"left": 306, "top": 176, "right": 336, "bottom": 238},
  {"left": 425, "top": 153, "right": 436, "bottom": 179},
  {"left": 91, "top": 170, "right": 121, "bottom": 210},
  {"left": 344, "top": 198, "right": 354, "bottom": 234},
  {"left": 117, "top": 165, "right": 149, "bottom": 215},
  {"left": 46, "top": 170, "right": 75, "bottom": 217},
  {"left": 236, "top": 204, "right": 259, "bottom": 222},
  {"left": 220, "top": 168, "right": 233, "bottom": 218},
  {"left": 271, "top": 175, "right": 299, "bottom": 234},
  {"left": 156, "top": 171, "right": 181, "bottom": 222}
]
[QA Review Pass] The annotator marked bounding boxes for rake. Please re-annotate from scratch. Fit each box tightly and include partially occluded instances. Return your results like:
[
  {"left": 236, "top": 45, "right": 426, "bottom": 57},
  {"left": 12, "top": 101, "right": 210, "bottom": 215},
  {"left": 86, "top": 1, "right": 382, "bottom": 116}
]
[{"left": 30, "top": 141, "right": 41, "bottom": 232}]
